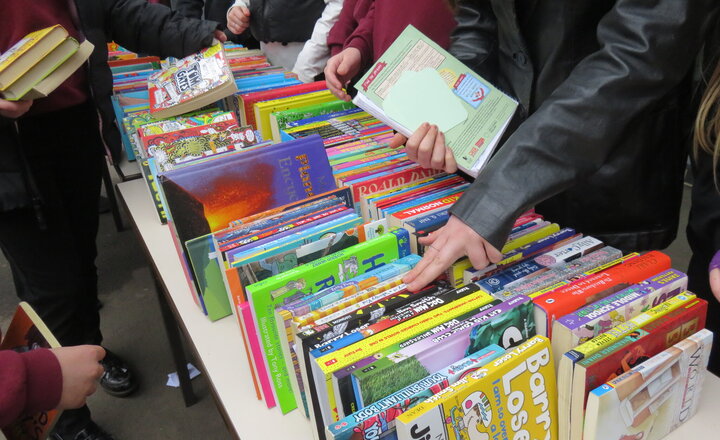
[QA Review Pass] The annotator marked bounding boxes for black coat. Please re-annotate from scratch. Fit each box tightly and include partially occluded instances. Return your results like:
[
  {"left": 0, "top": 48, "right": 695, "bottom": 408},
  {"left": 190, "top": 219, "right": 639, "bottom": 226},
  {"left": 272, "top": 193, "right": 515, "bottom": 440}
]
[
  {"left": 449, "top": 0, "right": 720, "bottom": 252},
  {"left": 247, "top": 0, "right": 326, "bottom": 43},
  {"left": 0, "top": 0, "right": 219, "bottom": 211}
]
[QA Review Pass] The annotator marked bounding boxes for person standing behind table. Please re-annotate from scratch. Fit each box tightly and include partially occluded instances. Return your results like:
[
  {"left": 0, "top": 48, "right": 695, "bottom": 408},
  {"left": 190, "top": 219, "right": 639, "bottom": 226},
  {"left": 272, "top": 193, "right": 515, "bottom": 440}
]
[
  {"left": 384, "top": 1, "right": 720, "bottom": 293},
  {"left": 324, "top": 0, "right": 457, "bottom": 101},
  {"left": 689, "top": 19, "right": 720, "bottom": 375},
  {"left": 226, "top": 0, "right": 344, "bottom": 83},
  {"left": 172, "top": 0, "right": 260, "bottom": 47},
  {"left": 0, "top": 1, "right": 226, "bottom": 439}
]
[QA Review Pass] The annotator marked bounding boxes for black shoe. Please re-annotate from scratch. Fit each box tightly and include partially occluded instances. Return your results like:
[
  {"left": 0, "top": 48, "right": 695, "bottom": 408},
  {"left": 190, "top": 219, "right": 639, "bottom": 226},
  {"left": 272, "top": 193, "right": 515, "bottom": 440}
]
[
  {"left": 51, "top": 420, "right": 114, "bottom": 440},
  {"left": 100, "top": 349, "right": 138, "bottom": 397}
]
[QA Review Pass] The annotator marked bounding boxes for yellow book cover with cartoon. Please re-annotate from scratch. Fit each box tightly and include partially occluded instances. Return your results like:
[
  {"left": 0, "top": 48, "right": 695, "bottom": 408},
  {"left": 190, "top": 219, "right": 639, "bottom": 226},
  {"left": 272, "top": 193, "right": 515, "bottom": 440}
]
[
  {"left": 253, "top": 90, "right": 336, "bottom": 139},
  {"left": 395, "top": 336, "right": 557, "bottom": 440},
  {"left": 0, "top": 25, "right": 68, "bottom": 89}
]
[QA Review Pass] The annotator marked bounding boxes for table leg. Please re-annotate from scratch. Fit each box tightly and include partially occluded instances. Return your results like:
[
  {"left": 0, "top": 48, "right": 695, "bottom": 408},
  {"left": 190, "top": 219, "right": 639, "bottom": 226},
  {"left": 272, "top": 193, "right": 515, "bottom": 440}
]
[{"left": 152, "top": 271, "right": 198, "bottom": 407}]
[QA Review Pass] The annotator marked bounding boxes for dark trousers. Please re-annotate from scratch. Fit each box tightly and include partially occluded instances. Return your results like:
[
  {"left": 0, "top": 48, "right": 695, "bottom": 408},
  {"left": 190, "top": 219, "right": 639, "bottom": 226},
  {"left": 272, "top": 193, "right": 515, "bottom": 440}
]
[
  {"left": 687, "top": 148, "right": 720, "bottom": 375},
  {"left": 0, "top": 102, "right": 105, "bottom": 432}
]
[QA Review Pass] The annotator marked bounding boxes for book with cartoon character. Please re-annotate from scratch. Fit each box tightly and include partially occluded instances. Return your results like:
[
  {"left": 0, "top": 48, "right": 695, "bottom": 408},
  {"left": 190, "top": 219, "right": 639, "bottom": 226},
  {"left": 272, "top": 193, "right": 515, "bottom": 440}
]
[
  {"left": 583, "top": 329, "right": 712, "bottom": 440},
  {"left": 394, "top": 335, "right": 557, "bottom": 440},
  {"left": 245, "top": 228, "right": 412, "bottom": 414}
]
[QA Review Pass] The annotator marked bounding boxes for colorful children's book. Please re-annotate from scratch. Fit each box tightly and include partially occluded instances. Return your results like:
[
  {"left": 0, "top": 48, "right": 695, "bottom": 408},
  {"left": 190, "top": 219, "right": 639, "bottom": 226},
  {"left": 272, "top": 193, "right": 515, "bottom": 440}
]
[
  {"left": 148, "top": 43, "right": 238, "bottom": 119},
  {"left": 1, "top": 302, "right": 62, "bottom": 440},
  {"left": 583, "top": 329, "right": 713, "bottom": 440},
  {"left": 246, "top": 229, "right": 412, "bottom": 414},
  {"left": 395, "top": 335, "right": 556, "bottom": 440},
  {"left": 327, "top": 344, "right": 506, "bottom": 440}
]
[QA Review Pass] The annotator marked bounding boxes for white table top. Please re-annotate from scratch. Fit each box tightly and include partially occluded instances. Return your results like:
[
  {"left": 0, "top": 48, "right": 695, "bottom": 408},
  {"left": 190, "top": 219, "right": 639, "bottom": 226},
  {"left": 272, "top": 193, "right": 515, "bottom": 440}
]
[
  {"left": 117, "top": 177, "right": 720, "bottom": 440},
  {"left": 118, "top": 178, "right": 314, "bottom": 440}
]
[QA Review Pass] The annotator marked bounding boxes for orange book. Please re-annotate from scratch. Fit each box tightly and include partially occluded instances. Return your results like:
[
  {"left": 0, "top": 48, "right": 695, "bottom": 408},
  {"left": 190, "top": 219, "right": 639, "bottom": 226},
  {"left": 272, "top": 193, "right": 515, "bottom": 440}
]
[{"left": 533, "top": 250, "right": 672, "bottom": 337}]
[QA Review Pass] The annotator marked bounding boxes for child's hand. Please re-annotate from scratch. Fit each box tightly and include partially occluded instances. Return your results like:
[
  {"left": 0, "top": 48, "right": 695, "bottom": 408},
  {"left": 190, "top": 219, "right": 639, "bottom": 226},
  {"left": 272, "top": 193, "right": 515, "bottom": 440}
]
[
  {"left": 213, "top": 30, "right": 228, "bottom": 43},
  {"left": 0, "top": 99, "right": 32, "bottom": 119},
  {"left": 227, "top": 6, "right": 251, "bottom": 35},
  {"left": 324, "top": 48, "right": 362, "bottom": 101},
  {"left": 52, "top": 345, "right": 106, "bottom": 410},
  {"left": 405, "top": 122, "right": 457, "bottom": 173},
  {"left": 710, "top": 250, "right": 720, "bottom": 302}
]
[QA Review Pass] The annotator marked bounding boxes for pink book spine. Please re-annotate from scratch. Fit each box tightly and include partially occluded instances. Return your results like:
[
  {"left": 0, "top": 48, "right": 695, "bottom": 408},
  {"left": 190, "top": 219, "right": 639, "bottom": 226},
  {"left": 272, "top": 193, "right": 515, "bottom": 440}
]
[{"left": 239, "top": 302, "right": 277, "bottom": 408}]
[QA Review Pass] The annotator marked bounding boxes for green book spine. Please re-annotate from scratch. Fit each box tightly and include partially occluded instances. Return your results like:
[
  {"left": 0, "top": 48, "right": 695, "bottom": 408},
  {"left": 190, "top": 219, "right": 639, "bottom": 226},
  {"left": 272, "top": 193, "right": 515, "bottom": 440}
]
[{"left": 247, "top": 228, "right": 411, "bottom": 414}]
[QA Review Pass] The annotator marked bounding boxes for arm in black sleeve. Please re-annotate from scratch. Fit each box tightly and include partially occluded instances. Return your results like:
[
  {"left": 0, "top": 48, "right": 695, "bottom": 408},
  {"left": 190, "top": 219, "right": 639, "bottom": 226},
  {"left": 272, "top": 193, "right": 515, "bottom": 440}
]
[
  {"left": 105, "top": 0, "right": 220, "bottom": 59},
  {"left": 449, "top": 0, "right": 498, "bottom": 83},
  {"left": 172, "top": 0, "right": 205, "bottom": 19},
  {"left": 450, "top": 0, "right": 719, "bottom": 250}
]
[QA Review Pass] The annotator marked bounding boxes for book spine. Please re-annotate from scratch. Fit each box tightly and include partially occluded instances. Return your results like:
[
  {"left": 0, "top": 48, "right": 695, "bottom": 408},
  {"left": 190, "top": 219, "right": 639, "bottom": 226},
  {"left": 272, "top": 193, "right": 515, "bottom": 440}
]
[
  {"left": 556, "top": 268, "right": 687, "bottom": 331},
  {"left": 564, "top": 292, "right": 697, "bottom": 362},
  {"left": 500, "top": 223, "right": 561, "bottom": 254}
]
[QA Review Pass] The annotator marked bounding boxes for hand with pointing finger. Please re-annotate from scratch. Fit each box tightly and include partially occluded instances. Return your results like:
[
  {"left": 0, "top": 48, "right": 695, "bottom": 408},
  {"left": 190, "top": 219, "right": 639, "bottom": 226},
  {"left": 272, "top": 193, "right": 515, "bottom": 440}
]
[{"left": 403, "top": 215, "right": 502, "bottom": 292}]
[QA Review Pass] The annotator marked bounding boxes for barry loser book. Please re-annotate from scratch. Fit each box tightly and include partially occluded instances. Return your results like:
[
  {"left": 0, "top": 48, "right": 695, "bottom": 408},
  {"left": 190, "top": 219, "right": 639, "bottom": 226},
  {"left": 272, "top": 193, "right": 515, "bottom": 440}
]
[{"left": 352, "top": 25, "right": 518, "bottom": 177}]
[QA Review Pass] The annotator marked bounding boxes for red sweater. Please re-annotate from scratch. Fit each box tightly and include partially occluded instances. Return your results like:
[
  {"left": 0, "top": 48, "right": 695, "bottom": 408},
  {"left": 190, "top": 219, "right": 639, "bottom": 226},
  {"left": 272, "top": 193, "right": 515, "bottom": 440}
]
[
  {"left": 0, "top": 0, "right": 89, "bottom": 115},
  {"left": 0, "top": 349, "right": 63, "bottom": 428},
  {"left": 327, "top": 0, "right": 457, "bottom": 68}
]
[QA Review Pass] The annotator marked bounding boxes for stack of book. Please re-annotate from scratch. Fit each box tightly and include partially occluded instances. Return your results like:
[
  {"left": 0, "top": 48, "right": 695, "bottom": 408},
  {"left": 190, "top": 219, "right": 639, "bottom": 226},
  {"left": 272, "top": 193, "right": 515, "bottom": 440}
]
[
  {"left": 108, "top": 34, "right": 713, "bottom": 440},
  {"left": 0, "top": 24, "right": 93, "bottom": 101}
]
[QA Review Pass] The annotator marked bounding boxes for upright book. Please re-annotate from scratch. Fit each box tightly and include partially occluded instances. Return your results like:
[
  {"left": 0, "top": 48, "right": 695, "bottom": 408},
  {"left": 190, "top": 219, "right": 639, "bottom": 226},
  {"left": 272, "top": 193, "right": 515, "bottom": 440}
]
[{"left": 353, "top": 25, "right": 518, "bottom": 177}]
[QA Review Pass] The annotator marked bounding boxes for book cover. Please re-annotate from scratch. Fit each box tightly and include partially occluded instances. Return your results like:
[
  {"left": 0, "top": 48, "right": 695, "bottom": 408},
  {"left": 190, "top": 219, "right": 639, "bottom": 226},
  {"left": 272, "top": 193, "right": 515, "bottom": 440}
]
[
  {"left": 353, "top": 25, "right": 518, "bottom": 177},
  {"left": 1, "top": 302, "right": 62, "bottom": 440},
  {"left": 148, "top": 43, "right": 237, "bottom": 119},
  {"left": 532, "top": 251, "right": 673, "bottom": 337},
  {"left": 238, "top": 80, "right": 328, "bottom": 127},
  {"left": 327, "top": 345, "right": 505, "bottom": 440},
  {"left": 564, "top": 298, "right": 707, "bottom": 440},
  {"left": 246, "top": 229, "right": 412, "bottom": 414},
  {"left": 23, "top": 39, "right": 94, "bottom": 100},
  {"left": 583, "top": 329, "right": 713, "bottom": 440},
  {"left": 551, "top": 268, "right": 688, "bottom": 368},
  {"left": 395, "top": 336, "right": 556, "bottom": 440},
  {"left": 352, "top": 294, "right": 536, "bottom": 410}
]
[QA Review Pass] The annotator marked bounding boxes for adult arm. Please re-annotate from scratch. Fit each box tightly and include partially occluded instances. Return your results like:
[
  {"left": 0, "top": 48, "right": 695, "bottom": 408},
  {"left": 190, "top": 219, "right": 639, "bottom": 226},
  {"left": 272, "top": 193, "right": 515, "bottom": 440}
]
[
  {"left": 171, "top": 0, "right": 204, "bottom": 19},
  {"left": 292, "top": 0, "right": 345, "bottom": 82},
  {"left": 0, "top": 349, "right": 62, "bottom": 428},
  {"left": 451, "top": 0, "right": 719, "bottom": 250},
  {"left": 105, "top": 0, "right": 220, "bottom": 59}
]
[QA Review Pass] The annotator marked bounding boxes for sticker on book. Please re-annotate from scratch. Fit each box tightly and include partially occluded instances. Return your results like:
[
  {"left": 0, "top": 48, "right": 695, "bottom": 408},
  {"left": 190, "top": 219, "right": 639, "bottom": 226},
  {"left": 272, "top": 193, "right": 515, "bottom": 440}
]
[{"left": 453, "top": 73, "right": 491, "bottom": 109}]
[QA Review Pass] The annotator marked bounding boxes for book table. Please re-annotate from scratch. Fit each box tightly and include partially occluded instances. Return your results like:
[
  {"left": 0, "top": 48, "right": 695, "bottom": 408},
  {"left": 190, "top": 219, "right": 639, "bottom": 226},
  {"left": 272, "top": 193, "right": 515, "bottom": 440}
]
[{"left": 117, "top": 178, "right": 720, "bottom": 440}]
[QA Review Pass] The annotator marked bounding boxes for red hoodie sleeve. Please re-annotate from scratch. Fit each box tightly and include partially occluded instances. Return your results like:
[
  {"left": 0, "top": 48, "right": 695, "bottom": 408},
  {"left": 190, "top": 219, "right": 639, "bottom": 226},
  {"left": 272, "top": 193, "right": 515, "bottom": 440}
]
[
  {"left": 0, "top": 349, "right": 63, "bottom": 428},
  {"left": 343, "top": 0, "right": 376, "bottom": 68},
  {"left": 327, "top": 0, "right": 362, "bottom": 56}
]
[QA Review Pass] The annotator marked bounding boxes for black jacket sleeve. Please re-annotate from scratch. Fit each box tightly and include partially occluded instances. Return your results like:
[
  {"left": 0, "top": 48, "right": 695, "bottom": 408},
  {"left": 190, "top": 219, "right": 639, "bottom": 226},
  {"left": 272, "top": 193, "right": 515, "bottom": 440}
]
[
  {"left": 450, "top": 0, "right": 718, "bottom": 250},
  {"left": 172, "top": 0, "right": 205, "bottom": 19},
  {"left": 450, "top": 0, "right": 498, "bottom": 83},
  {"left": 105, "top": 0, "right": 220, "bottom": 59}
]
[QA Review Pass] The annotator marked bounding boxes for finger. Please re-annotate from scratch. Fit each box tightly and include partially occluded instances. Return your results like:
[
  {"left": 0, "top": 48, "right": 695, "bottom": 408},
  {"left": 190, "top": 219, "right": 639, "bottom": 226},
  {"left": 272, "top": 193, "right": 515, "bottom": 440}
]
[
  {"left": 406, "top": 123, "right": 430, "bottom": 163},
  {"left": 388, "top": 133, "right": 407, "bottom": 149},
  {"left": 95, "top": 364, "right": 105, "bottom": 379},
  {"left": 466, "top": 244, "right": 489, "bottom": 270},
  {"left": 430, "top": 130, "right": 447, "bottom": 170},
  {"left": 483, "top": 240, "right": 503, "bottom": 263},
  {"left": 324, "top": 58, "right": 343, "bottom": 93},
  {"left": 416, "top": 125, "right": 438, "bottom": 168},
  {"left": 240, "top": 6, "right": 251, "bottom": 16},
  {"left": 417, "top": 229, "right": 440, "bottom": 246},
  {"left": 95, "top": 345, "right": 106, "bottom": 360},
  {"left": 407, "top": 243, "right": 459, "bottom": 292},
  {"left": 403, "top": 239, "right": 440, "bottom": 285},
  {"left": 87, "top": 383, "right": 97, "bottom": 396},
  {"left": 444, "top": 143, "right": 458, "bottom": 173}
]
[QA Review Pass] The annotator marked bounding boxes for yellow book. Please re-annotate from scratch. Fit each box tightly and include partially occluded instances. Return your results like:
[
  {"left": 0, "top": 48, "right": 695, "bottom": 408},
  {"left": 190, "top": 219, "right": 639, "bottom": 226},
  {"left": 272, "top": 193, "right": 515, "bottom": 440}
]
[
  {"left": 313, "top": 286, "right": 496, "bottom": 425},
  {"left": 501, "top": 223, "right": 561, "bottom": 254},
  {"left": 253, "top": 90, "right": 335, "bottom": 140},
  {"left": 0, "top": 25, "right": 69, "bottom": 90},
  {"left": 1, "top": 37, "right": 80, "bottom": 101},
  {"left": 395, "top": 335, "right": 557, "bottom": 440},
  {"left": 23, "top": 40, "right": 94, "bottom": 100}
]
